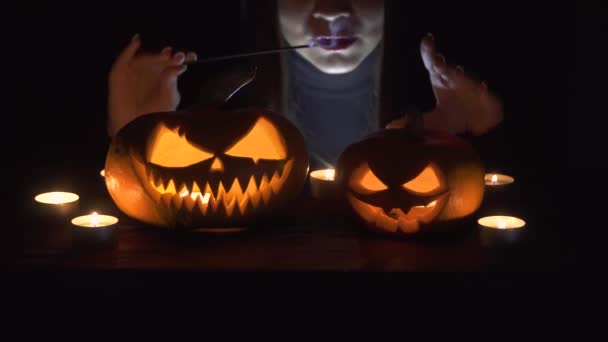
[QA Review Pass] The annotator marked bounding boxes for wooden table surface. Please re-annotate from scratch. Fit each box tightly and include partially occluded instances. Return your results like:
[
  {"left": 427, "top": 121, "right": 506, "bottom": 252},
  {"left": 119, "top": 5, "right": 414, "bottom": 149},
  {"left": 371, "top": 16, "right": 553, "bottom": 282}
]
[{"left": 8, "top": 192, "right": 562, "bottom": 273}]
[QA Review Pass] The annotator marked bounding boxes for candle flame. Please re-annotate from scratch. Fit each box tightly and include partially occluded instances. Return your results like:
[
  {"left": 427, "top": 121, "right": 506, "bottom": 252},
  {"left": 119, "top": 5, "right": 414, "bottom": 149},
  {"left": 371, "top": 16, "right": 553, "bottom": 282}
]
[
  {"left": 91, "top": 212, "right": 99, "bottom": 227},
  {"left": 491, "top": 174, "right": 498, "bottom": 185},
  {"left": 324, "top": 169, "right": 335, "bottom": 181},
  {"left": 497, "top": 220, "right": 507, "bottom": 229}
]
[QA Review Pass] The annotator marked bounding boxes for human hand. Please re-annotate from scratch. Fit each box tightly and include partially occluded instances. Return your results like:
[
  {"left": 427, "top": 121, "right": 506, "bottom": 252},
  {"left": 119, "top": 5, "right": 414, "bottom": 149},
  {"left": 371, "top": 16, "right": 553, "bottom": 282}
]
[
  {"left": 387, "top": 33, "right": 503, "bottom": 135},
  {"left": 107, "top": 34, "right": 197, "bottom": 136}
]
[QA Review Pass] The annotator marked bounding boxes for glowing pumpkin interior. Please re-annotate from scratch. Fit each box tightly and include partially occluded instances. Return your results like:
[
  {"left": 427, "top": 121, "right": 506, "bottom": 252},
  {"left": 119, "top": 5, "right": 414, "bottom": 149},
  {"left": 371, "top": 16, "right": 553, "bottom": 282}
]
[
  {"left": 105, "top": 109, "right": 309, "bottom": 228},
  {"left": 347, "top": 162, "right": 449, "bottom": 233},
  {"left": 336, "top": 128, "right": 485, "bottom": 236},
  {"left": 144, "top": 118, "right": 294, "bottom": 217}
]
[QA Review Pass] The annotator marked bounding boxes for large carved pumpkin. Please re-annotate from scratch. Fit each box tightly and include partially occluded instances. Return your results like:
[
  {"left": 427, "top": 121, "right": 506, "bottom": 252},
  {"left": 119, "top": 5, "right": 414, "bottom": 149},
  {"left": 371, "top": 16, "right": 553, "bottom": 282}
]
[
  {"left": 105, "top": 108, "right": 309, "bottom": 229},
  {"left": 336, "top": 127, "right": 484, "bottom": 237},
  {"left": 105, "top": 66, "right": 309, "bottom": 229}
]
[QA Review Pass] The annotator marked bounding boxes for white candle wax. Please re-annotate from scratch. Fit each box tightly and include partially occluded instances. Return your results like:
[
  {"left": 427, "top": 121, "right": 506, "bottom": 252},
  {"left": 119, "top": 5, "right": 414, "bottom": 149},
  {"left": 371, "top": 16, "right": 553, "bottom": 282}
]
[
  {"left": 71, "top": 212, "right": 118, "bottom": 227},
  {"left": 484, "top": 173, "right": 515, "bottom": 186},
  {"left": 309, "top": 168, "right": 338, "bottom": 199},
  {"left": 35, "top": 191, "right": 79, "bottom": 205},
  {"left": 478, "top": 215, "right": 526, "bottom": 248},
  {"left": 34, "top": 191, "right": 80, "bottom": 217}
]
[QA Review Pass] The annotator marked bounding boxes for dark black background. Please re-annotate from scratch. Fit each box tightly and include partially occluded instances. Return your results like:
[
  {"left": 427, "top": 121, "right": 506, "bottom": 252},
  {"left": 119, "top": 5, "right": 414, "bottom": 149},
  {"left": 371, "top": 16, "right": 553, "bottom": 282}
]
[{"left": 3, "top": 0, "right": 596, "bottom": 331}]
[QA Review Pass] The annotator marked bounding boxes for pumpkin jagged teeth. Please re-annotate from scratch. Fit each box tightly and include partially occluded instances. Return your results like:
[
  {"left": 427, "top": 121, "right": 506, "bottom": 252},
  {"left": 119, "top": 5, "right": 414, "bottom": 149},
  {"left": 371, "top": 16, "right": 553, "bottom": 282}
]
[
  {"left": 269, "top": 170, "right": 282, "bottom": 194},
  {"left": 252, "top": 172, "right": 265, "bottom": 191},
  {"left": 216, "top": 182, "right": 227, "bottom": 202},
  {"left": 153, "top": 173, "right": 163, "bottom": 188},
  {"left": 226, "top": 179, "right": 243, "bottom": 205},
  {"left": 238, "top": 193, "right": 249, "bottom": 215},
  {"left": 161, "top": 177, "right": 172, "bottom": 190},
  {"left": 161, "top": 193, "right": 173, "bottom": 209},
  {"left": 259, "top": 174, "right": 272, "bottom": 205},
  {"left": 223, "top": 197, "right": 237, "bottom": 217},
  {"left": 192, "top": 181, "right": 202, "bottom": 194},
  {"left": 183, "top": 181, "right": 193, "bottom": 194},
  {"left": 375, "top": 212, "right": 399, "bottom": 232},
  {"left": 183, "top": 193, "right": 197, "bottom": 212},
  {"left": 203, "top": 182, "right": 214, "bottom": 203},
  {"left": 196, "top": 193, "right": 209, "bottom": 215},
  {"left": 165, "top": 179, "right": 177, "bottom": 194},
  {"left": 171, "top": 192, "right": 184, "bottom": 211},
  {"left": 178, "top": 183, "right": 189, "bottom": 197},
  {"left": 398, "top": 216, "right": 420, "bottom": 233},
  {"left": 246, "top": 176, "right": 262, "bottom": 209}
]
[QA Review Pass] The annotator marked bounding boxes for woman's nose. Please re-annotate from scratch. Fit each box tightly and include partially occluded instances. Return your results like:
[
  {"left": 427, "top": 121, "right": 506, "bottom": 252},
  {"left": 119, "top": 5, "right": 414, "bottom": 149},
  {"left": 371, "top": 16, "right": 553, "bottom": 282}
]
[{"left": 312, "top": 0, "right": 352, "bottom": 21}]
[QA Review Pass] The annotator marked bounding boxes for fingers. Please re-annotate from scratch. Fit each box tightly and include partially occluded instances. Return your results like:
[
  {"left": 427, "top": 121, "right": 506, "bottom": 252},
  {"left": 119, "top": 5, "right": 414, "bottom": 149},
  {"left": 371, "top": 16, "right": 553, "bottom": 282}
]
[
  {"left": 160, "top": 64, "right": 188, "bottom": 85},
  {"left": 185, "top": 51, "right": 198, "bottom": 63},
  {"left": 420, "top": 33, "right": 436, "bottom": 72},
  {"left": 114, "top": 34, "right": 141, "bottom": 69},
  {"left": 161, "top": 50, "right": 197, "bottom": 82},
  {"left": 421, "top": 33, "right": 450, "bottom": 76}
]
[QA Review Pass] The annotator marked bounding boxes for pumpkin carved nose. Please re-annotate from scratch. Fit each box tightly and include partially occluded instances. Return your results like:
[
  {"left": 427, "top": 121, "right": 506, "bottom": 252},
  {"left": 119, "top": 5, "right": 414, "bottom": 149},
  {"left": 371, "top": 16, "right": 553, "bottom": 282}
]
[{"left": 210, "top": 157, "right": 224, "bottom": 172}]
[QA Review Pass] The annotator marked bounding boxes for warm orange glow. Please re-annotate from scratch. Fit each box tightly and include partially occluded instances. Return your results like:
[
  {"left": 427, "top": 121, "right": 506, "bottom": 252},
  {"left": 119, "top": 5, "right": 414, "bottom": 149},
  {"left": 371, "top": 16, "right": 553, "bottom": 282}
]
[
  {"left": 349, "top": 163, "right": 388, "bottom": 194},
  {"left": 71, "top": 213, "right": 118, "bottom": 227},
  {"left": 484, "top": 173, "right": 515, "bottom": 186},
  {"left": 402, "top": 164, "right": 442, "bottom": 194},
  {"left": 413, "top": 200, "right": 437, "bottom": 209},
  {"left": 147, "top": 123, "right": 214, "bottom": 167},
  {"left": 310, "top": 168, "right": 335, "bottom": 181},
  {"left": 148, "top": 159, "right": 294, "bottom": 216},
  {"left": 35, "top": 192, "right": 79, "bottom": 205},
  {"left": 224, "top": 117, "right": 287, "bottom": 163},
  {"left": 478, "top": 216, "right": 526, "bottom": 229},
  {"left": 210, "top": 158, "right": 224, "bottom": 172},
  {"left": 346, "top": 193, "right": 448, "bottom": 234}
]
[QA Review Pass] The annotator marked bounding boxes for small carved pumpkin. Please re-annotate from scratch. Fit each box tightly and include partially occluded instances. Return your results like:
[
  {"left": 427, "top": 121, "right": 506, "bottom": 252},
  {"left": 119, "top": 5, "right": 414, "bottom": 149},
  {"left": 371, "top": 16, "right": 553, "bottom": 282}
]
[
  {"left": 105, "top": 108, "right": 309, "bottom": 228},
  {"left": 336, "top": 127, "right": 485, "bottom": 236}
]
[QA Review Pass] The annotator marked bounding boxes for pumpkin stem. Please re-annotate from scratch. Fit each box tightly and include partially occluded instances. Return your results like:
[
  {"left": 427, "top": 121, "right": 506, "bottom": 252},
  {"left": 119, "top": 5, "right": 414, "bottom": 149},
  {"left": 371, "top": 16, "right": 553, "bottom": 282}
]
[
  {"left": 401, "top": 107, "right": 425, "bottom": 140},
  {"left": 187, "top": 63, "right": 257, "bottom": 110}
]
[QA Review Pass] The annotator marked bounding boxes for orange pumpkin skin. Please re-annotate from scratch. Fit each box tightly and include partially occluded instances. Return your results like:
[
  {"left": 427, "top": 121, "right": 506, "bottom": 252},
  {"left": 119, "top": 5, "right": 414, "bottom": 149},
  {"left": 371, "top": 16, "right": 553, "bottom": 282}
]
[
  {"left": 105, "top": 108, "right": 309, "bottom": 229},
  {"left": 336, "top": 129, "right": 485, "bottom": 237}
]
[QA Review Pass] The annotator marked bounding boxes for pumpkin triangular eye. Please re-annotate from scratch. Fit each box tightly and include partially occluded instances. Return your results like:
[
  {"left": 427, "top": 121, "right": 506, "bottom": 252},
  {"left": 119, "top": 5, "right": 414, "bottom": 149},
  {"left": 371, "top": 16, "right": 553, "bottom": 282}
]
[
  {"left": 147, "top": 123, "right": 214, "bottom": 167},
  {"left": 349, "top": 163, "right": 388, "bottom": 194},
  {"left": 402, "top": 163, "right": 442, "bottom": 194},
  {"left": 225, "top": 117, "right": 287, "bottom": 163}
]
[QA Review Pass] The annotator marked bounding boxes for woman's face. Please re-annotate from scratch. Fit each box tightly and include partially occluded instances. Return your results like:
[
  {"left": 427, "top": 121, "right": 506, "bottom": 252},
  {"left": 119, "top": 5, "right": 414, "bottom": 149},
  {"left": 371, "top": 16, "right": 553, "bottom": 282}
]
[{"left": 278, "top": 0, "right": 385, "bottom": 74}]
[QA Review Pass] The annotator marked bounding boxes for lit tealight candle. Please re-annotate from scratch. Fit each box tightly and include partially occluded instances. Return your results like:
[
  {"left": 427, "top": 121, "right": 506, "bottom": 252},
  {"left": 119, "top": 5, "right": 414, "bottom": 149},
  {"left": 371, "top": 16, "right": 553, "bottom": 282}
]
[
  {"left": 34, "top": 191, "right": 80, "bottom": 217},
  {"left": 484, "top": 173, "right": 515, "bottom": 187},
  {"left": 309, "top": 168, "right": 339, "bottom": 199},
  {"left": 478, "top": 215, "right": 526, "bottom": 248},
  {"left": 71, "top": 212, "right": 119, "bottom": 249}
]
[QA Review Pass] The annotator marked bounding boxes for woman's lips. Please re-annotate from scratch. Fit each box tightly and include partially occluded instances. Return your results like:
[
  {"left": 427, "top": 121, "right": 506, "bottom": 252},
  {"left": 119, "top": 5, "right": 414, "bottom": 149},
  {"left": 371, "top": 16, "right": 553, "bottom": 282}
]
[{"left": 312, "top": 36, "right": 358, "bottom": 51}]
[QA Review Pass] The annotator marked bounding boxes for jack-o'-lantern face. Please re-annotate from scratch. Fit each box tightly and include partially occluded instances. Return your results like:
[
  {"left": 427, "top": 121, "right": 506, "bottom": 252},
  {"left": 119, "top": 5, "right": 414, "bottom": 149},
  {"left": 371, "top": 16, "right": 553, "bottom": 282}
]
[
  {"left": 347, "top": 162, "right": 450, "bottom": 233},
  {"left": 336, "top": 129, "right": 484, "bottom": 236},
  {"left": 105, "top": 108, "right": 309, "bottom": 229}
]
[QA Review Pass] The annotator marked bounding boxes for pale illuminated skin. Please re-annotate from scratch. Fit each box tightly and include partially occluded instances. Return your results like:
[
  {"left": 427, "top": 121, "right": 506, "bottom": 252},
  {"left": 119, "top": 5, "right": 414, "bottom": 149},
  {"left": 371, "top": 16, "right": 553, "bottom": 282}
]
[
  {"left": 107, "top": 0, "right": 502, "bottom": 137},
  {"left": 278, "top": 0, "right": 384, "bottom": 74}
]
